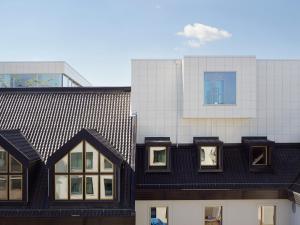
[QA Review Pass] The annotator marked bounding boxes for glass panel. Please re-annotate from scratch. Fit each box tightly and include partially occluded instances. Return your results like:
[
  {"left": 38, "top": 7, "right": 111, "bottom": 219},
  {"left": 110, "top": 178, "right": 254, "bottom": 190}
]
[
  {"left": 70, "top": 175, "right": 83, "bottom": 199},
  {"left": 252, "top": 146, "right": 268, "bottom": 165},
  {"left": 149, "top": 146, "right": 167, "bottom": 166},
  {"left": 9, "top": 175, "right": 22, "bottom": 200},
  {"left": 55, "top": 175, "right": 68, "bottom": 200},
  {"left": 0, "top": 175, "right": 7, "bottom": 200},
  {"left": 100, "top": 175, "right": 113, "bottom": 200},
  {"left": 9, "top": 156, "right": 22, "bottom": 173},
  {"left": 85, "top": 175, "right": 99, "bottom": 200},
  {"left": 0, "top": 74, "right": 11, "bottom": 87},
  {"left": 100, "top": 154, "right": 113, "bottom": 172},
  {"left": 201, "top": 146, "right": 217, "bottom": 166},
  {"left": 0, "top": 148, "right": 7, "bottom": 173},
  {"left": 11, "top": 74, "right": 37, "bottom": 88},
  {"left": 55, "top": 155, "right": 68, "bottom": 173},
  {"left": 259, "top": 206, "right": 276, "bottom": 225},
  {"left": 204, "top": 72, "right": 236, "bottom": 105},
  {"left": 205, "top": 206, "right": 222, "bottom": 225},
  {"left": 86, "top": 142, "right": 99, "bottom": 172},
  {"left": 37, "top": 74, "right": 62, "bottom": 87},
  {"left": 150, "top": 207, "right": 168, "bottom": 225},
  {"left": 70, "top": 142, "right": 83, "bottom": 173}
]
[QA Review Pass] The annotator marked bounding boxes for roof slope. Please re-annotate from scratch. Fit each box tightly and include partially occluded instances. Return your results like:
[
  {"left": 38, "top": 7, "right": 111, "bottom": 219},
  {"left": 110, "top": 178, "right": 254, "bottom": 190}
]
[
  {"left": 0, "top": 87, "right": 135, "bottom": 166},
  {"left": 0, "top": 129, "right": 41, "bottom": 162},
  {"left": 136, "top": 144, "right": 300, "bottom": 189}
]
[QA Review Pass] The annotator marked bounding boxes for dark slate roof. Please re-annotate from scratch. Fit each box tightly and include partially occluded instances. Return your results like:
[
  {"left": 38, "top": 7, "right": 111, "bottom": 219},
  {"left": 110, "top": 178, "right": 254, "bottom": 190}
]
[
  {"left": 136, "top": 144, "right": 300, "bottom": 189},
  {"left": 0, "top": 87, "right": 135, "bottom": 166},
  {"left": 0, "top": 129, "right": 41, "bottom": 163}
]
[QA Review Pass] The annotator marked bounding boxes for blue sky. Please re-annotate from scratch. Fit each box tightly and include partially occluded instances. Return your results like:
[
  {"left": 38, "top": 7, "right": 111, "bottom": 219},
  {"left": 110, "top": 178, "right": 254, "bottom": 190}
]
[{"left": 0, "top": 0, "right": 299, "bottom": 86}]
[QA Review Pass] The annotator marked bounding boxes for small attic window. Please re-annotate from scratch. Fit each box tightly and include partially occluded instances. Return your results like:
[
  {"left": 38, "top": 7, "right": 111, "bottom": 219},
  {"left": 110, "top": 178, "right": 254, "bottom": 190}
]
[
  {"left": 145, "top": 137, "right": 171, "bottom": 172},
  {"left": 252, "top": 146, "right": 268, "bottom": 165},
  {"left": 194, "top": 137, "right": 223, "bottom": 172}
]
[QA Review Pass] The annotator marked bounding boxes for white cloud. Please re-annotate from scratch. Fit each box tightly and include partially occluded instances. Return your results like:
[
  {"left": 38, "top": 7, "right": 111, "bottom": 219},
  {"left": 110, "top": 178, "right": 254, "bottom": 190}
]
[{"left": 177, "top": 23, "right": 232, "bottom": 48}]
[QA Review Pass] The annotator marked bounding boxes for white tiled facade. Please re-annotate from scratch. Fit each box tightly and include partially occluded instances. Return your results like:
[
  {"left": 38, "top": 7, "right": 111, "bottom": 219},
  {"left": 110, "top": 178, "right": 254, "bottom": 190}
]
[{"left": 131, "top": 56, "right": 300, "bottom": 144}]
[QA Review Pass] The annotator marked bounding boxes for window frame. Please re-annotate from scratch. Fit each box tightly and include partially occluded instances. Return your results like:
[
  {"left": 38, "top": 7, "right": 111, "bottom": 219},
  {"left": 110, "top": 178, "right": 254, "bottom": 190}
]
[
  {"left": 0, "top": 147, "right": 24, "bottom": 201},
  {"left": 53, "top": 141, "right": 117, "bottom": 202},
  {"left": 204, "top": 205, "right": 223, "bottom": 225},
  {"left": 203, "top": 71, "right": 237, "bottom": 105},
  {"left": 258, "top": 205, "right": 276, "bottom": 225},
  {"left": 194, "top": 137, "right": 223, "bottom": 173},
  {"left": 145, "top": 139, "right": 171, "bottom": 173},
  {"left": 150, "top": 206, "right": 169, "bottom": 225}
]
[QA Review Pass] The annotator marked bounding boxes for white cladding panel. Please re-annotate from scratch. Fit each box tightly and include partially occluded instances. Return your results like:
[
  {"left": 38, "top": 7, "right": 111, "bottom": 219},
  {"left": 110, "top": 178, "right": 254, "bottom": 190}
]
[
  {"left": 131, "top": 58, "right": 300, "bottom": 143},
  {"left": 183, "top": 56, "right": 256, "bottom": 118},
  {"left": 136, "top": 200, "right": 292, "bottom": 225}
]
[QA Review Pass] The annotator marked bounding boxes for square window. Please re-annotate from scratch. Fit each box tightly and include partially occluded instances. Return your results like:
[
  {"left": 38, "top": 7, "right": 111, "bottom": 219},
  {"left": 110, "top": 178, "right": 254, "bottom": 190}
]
[
  {"left": 85, "top": 175, "right": 99, "bottom": 200},
  {"left": 0, "top": 175, "right": 7, "bottom": 200},
  {"left": 149, "top": 147, "right": 167, "bottom": 166},
  {"left": 55, "top": 175, "right": 68, "bottom": 200},
  {"left": 150, "top": 207, "right": 168, "bottom": 225},
  {"left": 100, "top": 175, "right": 113, "bottom": 200},
  {"left": 200, "top": 146, "right": 217, "bottom": 167},
  {"left": 258, "top": 206, "right": 276, "bottom": 225},
  {"left": 204, "top": 206, "right": 222, "bottom": 225},
  {"left": 70, "top": 175, "right": 83, "bottom": 199},
  {"left": 0, "top": 149, "right": 7, "bottom": 173},
  {"left": 9, "top": 156, "right": 22, "bottom": 173},
  {"left": 252, "top": 146, "right": 268, "bottom": 165},
  {"left": 9, "top": 175, "right": 22, "bottom": 200},
  {"left": 204, "top": 72, "right": 236, "bottom": 105}
]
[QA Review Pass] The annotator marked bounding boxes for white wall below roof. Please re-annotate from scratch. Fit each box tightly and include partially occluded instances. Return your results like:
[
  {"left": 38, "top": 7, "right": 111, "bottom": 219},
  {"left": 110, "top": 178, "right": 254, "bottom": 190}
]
[
  {"left": 131, "top": 58, "right": 300, "bottom": 143},
  {"left": 136, "top": 199, "right": 292, "bottom": 225}
]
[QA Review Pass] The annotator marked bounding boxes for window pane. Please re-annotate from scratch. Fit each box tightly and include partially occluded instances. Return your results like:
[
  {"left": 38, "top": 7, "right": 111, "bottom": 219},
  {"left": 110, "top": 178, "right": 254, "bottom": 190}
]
[
  {"left": 259, "top": 206, "right": 276, "bottom": 225},
  {"left": 11, "top": 74, "right": 37, "bottom": 88},
  {"left": 204, "top": 72, "right": 236, "bottom": 105},
  {"left": 9, "top": 175, "right": 22, "bottom": 200},
  {"left": 0, "top": 175, "right": 7, "bottom": 200},
  {"left": 100, "top": 175, "right": 113, "bottom": 200},
  {"left": 70, "top": 142, "right": 83, "bottom": 173},
  {"left": 0, "top": 148, "right": 7, "bottom": 173},
  {"left": 55, "top": 155, "right": 68, "bottom": 173},
  {"left": 37, "top": 74, "right": 62, "bottom": 87},
  {"left": 252, "top": 146, "right": 267, "bottom": 165},
  {"left": 100, "top": 154, "right": 113, "bottom": 172},
  {"left": 70, "top": 175, "right": 83, "bottom": 199},
  {"left": 205, "top": 206, "right": 222, "bottom": 225},
  {"left": 201, "top": 146, "right": 217, "bottom": 166},
  {"left": 9, "top": 156, "right": 22, "bottom": 173},
  {"left": 149, "top": 147, "right": 167, "bottom": 166},
  {"left": 55, "top": 175, "right": 68, "bottom": 200},
  {"left": 150, "top": 207, "right": 168, "bottom": 225},
  {"left": 86, "top": 142, "right": 99, "bottom": 172},
  {"left": 0, "top": 74, "right": 11, "bottom": 87},
  {"left": 85, "top": 175, "right": 99, "bottom": 200}
]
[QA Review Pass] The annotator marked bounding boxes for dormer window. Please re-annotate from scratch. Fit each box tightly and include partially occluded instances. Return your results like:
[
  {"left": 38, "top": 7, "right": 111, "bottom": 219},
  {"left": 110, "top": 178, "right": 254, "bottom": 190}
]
[
  {"left": 54, "top": 141, "right": 115, "bottom": 200},
  {"left": 194, "top": 137, "right": 223, "bottom": 172},
  {"left": 145, "top": 137, "right": 171, "bottom": 172},
  {"left": 242, "top": 137, "right": 274, "bottom": 172}
]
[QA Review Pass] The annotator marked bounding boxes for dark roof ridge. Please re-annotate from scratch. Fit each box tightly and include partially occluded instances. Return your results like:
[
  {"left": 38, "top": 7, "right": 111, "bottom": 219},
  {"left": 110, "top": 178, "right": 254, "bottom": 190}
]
[{"left": 0, "top": 86, "right": 131, "bottom": 93}]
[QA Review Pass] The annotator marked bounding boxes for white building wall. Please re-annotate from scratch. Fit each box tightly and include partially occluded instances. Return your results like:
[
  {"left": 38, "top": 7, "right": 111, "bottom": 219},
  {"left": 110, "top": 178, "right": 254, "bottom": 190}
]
[
  {"left": 131, "top": 57, "right": 300, "bottom": 143},
  {"left": 291, "top": 204, "right": 300, "bottom": 225},
  {"left": 136, "top": 200, "right": 292, "bottom": 225}
]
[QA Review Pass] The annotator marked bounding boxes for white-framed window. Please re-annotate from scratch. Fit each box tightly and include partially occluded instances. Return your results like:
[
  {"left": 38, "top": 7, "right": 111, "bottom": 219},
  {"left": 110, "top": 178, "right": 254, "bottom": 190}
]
[
  {"left": 258, "top": 205, "right": 276, "bottom": 225},
  {"left": 204, "top": 206, "right": 222, "bottom": 225},
  {"left": 149, "top": 146, "right": 167, "bottom": 167},
  {"left": 200, "top": 146, "right": 217, "bottom": 167},
  {"left": 54, "top": 141, "right": 115, "bottom": 200},
  {"left": 150, "top": 206, "right": 168, "bottom": 225}
]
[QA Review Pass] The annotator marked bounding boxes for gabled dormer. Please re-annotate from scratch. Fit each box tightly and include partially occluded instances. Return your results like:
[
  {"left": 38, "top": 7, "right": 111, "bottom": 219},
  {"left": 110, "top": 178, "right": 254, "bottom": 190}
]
[
  {"left": 145, "top": 137, "right": 171, "bottom": 172},
  {"left": 242, "top": 137, "right": 274, "bottom": 173},
  {"left": 47, "top": 129, "right": 128, "bottom": 206},
  {"left": 194, "top": 137, "right": 224, "bottom": 172},
  {"left": 0, "top": 130, "right": 41, "bottom": 203}
]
